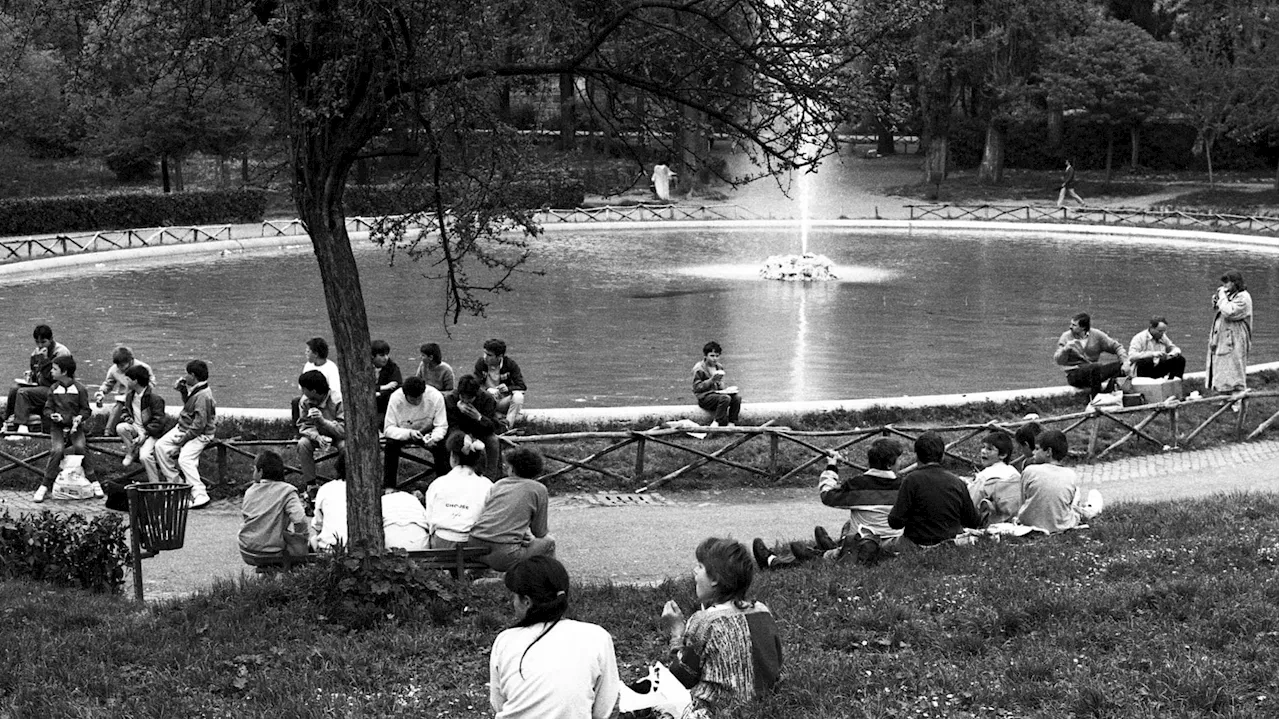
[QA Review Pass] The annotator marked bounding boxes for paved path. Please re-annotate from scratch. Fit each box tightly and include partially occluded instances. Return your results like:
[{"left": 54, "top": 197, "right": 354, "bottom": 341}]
[{"left": 1, "top": 441, "right": 1274, "bottom": 599}]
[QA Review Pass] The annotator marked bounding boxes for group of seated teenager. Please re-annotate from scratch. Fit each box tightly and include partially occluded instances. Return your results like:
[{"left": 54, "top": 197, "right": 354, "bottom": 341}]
[
  {"left": 752, "top": 426, "right": 1090, "bottom": 570},
  {"left": 487, "top": 539, "right": 782, "bottom": 719},
  {"left": 239, "top": 441, "right": 554, "bottom": 573},
  {"left": 292, "top": 335, "right": 525, "bottom": 494}
]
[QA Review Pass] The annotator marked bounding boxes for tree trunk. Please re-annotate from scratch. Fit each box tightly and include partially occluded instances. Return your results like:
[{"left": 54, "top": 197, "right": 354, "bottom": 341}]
[
  {"left": 1046, "top": 108, "right": 1063, "bottom": 150},
  {"left": 558, "top": 73, "right": 576, "bottom": 151},
  {"left": 161, "top": 154, "right": 171, "bottom": 193},
  {"left": 240, "top": 155, "right": 250, "bottom": 185},
  {"left": 1205, "top": 138, "right": 1215, "bottom": 187},
  {"left": 1104, "top": 127, "right": 1114, "bottom": 184},
  {"left": 923, "top": 135, "right": 948, "bottom": 199},
  {"left": 218, "top": 154, "right": 230, "bottom": 186},
  {"left": 1129, "top": 126, "right": 1140, "bottom": 170},
  {"left": 294, "top": 159, "right": 385, "bottom": 553},
  {"left": 978, "top": 118, "right": 1005, "bottom": 184},
  {"left": 875, "top": 123, "right": 895, "bottom": 156}
]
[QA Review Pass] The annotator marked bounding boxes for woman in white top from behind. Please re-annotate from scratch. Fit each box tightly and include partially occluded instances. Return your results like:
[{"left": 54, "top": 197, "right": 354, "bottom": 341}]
[
  {"left": 490, "top": 556, "right": 620, "bottom": 719},
  {"left": 423, "top": 432, "right": 494, "bottom": 549}
]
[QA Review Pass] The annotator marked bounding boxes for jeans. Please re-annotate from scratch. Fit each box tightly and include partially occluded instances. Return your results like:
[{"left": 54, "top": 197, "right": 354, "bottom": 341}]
[
  {"left": 696, "top": 392, "right": 741, "bottom": 423},
  {"left": 1065, "top": 361, "right": 1123, "bottom": 397},
  {"left": 1132, "top": 355, "right": 1186, "bottom": 380},
  {"left": 150, "top": 426, "right": 212, "bottom": 502},
  {"left": 116, "top": 422, "right": 161, "bottom": 482}
]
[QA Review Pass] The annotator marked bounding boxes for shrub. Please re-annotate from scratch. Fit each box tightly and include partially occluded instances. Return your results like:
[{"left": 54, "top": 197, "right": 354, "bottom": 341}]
[
  {"left": 291, "top": 549, "right": 459, "bottom": 629},
  {"left": 0, "top": 189, "right": 268, "bottom": 236},
  {"left": 345, "top": 171, "right": 585, "bottom": 217},
  {"left": 0, "top": 510, "right": 129, "bottom": 593}
]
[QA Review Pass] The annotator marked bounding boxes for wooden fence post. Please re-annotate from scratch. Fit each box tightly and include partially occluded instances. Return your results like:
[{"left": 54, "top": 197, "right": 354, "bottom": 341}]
[
  {"left": 769, "top": 432, "right": 779, "bottom": 479},
  {"left": 216, "top": 443, "right": 228, "bottom": 486},
  {"left": 1086, "top": 414, "right": 1100, "bottom": 458},
  {"left": 1169, "top": 406, "right": 1178, "bottom": 448},
  {"left": 634, "top": 436, "right": 646, "bottom": 478}
]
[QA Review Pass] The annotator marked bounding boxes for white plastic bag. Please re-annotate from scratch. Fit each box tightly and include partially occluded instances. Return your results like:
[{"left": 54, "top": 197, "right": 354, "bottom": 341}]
[
  {"left": 1074, "top": 488, "right": 1105, "bottom": 520},
  {"left": 51, "top": 455, "right": 95, "bottom": 501},
  {"left": 617, "top": 662, "right": 693, "bottom": 715}
]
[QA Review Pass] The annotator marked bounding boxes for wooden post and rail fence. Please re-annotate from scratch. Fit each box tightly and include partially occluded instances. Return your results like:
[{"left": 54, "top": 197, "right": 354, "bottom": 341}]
[{"left": 0, "top": 389, "right": 1273, "bottom": 494}]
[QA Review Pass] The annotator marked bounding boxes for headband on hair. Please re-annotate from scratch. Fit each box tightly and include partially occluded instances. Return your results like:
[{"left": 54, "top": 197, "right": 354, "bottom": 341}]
[{"left": 466, "top": 434, "right": 486, "bottom": 455}]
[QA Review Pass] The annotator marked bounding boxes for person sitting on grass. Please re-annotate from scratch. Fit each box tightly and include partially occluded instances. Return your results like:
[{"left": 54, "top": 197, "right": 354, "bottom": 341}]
[
  {"left": 372, "top": 339, "right": 403, "bottom": 424},
  {"left": 656, "top": 537, "right": 782, "bottom": 718},
  {"left": 93, "top": 346, "right": 151, "bottom": 438},
  {"left": 490, "top": 556, "right": 621, "bottom": 719},
  {"left": 966, "top": 432, "right": 1022, "bottom": 525},
  {"left": 5, "top": 324, "right": 71, "bottom": 433},
  {"left": 310, "top": 478, "right": 348, "bottom": 552},
  {"left": 752, "top": 438, "right": 905, "bottom": 569},
  {"left": 691, "top": 341, "right": 741, "bottom": 428},
  {"left": 416, "top": 342, "right": 455, "bottom": 394},
  {"left": 468, "top": 447, "right": 554, "bottom": 572},
  {"left": 115, "top": 364, "right": 166, "bottom": 480},
  {"left": 382, "top": 375, "right": 448, "bottom": 488},
  {"left": 382, "top": 488, "right": 430, "bottom": 552},
  {"left": 33, "top": 355, "right": 98, "bottom": 503},
  {"left": 1015, "top": 430, "right": 1082, "bottom": 534},
  {"left": 886, "top": 431, "right": 982, "bottom": 550},
  {"left": 238, "top": 450, "right": 309, "bottom": 566},
  {"left": 424, "top": 432, "right": 494, "bottom": 549},
  {"left": 296, "top": 370, "right": 346, "bottom": 488},
  {"left": 1010, "top": 421, "right": 1041, "bottom": 473}
]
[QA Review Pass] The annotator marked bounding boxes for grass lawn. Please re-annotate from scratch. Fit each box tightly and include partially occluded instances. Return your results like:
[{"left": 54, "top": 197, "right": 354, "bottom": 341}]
[{"left": 1, "top": 492, "right": 1275, "bottom": 717}]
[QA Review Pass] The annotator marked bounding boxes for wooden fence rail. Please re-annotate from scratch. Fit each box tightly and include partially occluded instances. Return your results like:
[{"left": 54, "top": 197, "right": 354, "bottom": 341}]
[
  {"left": 905, "top": 204, "right": 1279, "bottom": 236},
  {"left": 0, "top": 389, "right": 1272, "bottom": 490}
]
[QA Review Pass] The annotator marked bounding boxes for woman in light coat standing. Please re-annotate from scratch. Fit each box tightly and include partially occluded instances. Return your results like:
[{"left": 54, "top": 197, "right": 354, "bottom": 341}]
[{"left": 1206, "top": 269, "right": 1252, "bottom": 395}]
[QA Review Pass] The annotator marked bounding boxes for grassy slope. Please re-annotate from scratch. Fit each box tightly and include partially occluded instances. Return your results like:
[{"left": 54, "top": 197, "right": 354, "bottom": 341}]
[{"left": 1, "top": 492, "right": 1275, "bottom": 718}]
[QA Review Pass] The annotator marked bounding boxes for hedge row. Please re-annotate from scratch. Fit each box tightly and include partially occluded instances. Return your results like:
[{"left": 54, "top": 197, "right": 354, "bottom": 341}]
[
  {"left": 0, "top": 189, "right": 268, "bottom": 237},
  {"left": 0, "top": 510, "right": 129, "bottom": 593}
]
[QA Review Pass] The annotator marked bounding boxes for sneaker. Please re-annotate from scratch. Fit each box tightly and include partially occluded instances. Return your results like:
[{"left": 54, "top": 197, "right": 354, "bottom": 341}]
[
  {"left": 751, "top": 538, "right": 774, "bottom": 570},
  {"left": 855, "top": 538, "right": 881, "bottom": 566},
  {"left": 2, "top": 420, "right": 17, "bottom": 433},
  {"left": 789, "top": 541, "right": 819, "bottom": 562},
  {"left": 190, "top": 495, "right": 211, "bottom": 509},
  {"left": 90, "top": 481, "right": 104, "bottom": 498},
  {"left": 15, "top": 424, "right": 30, "bottom": 435},
  {"left": 814, "top": 526, "right": 838, "bottom": 551},
  {"left": 121, "top": 454, "right": 135, "bottom": 467},
  {"left": 709, "top": 420, "right": 721, "bottom": 428},
  {"left": 32, "top": 486, "right": 47, "bottom": 503}
]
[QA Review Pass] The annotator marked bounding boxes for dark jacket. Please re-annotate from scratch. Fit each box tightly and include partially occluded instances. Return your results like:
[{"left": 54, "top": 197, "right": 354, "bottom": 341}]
[
  {"left": 444, "top": 390, "right": 500, "bottom": 439},
  {"left": 473, "top": 356, "right": 526, "bottom": 393},
  {"left": 28, "top": 342, "right": 71, "bottom": 387},
  {"left": 43, "top": 378, "right": 92, "bottom": 429},
  {"left": 122, "top": 385, "right": 167, "bottom": 438},
  {"left": 887, "top": 463, "right": 981, "bottom": 546}
]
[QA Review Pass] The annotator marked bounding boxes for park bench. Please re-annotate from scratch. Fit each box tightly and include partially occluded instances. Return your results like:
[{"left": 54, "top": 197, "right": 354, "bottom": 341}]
[{"left": 242, "top": 544, "right": 492, "bottom": 581}]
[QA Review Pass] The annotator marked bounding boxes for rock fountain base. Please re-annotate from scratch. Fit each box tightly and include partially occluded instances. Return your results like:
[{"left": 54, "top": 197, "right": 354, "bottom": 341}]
[{"left": 760, "top": 253, "right": 838, "bottom": 281}]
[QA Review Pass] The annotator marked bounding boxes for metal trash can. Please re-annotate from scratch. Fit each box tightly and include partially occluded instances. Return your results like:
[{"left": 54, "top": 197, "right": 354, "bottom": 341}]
[{"left": 127, "top": 482, "right": 193, "bottom": 551}]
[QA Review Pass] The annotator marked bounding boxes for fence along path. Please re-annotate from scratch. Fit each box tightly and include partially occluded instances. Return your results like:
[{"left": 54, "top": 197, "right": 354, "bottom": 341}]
[{"left": 3, "top": 387, "right": 1269, "bottom": 493}]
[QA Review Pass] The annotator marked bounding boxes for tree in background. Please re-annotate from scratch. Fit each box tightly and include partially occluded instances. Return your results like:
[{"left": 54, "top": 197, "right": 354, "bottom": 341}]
[{"left": 1041, "top": 16, "right": 1172, "bottom": 181}]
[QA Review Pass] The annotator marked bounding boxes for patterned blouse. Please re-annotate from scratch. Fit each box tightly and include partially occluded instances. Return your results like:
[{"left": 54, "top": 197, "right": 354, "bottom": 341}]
[{"left": 668, "top": 601, "right": 782, "bottom": 718}]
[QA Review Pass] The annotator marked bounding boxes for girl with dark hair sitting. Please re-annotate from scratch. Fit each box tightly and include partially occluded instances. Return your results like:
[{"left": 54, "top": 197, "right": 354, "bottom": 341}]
[
  {"left": 654, "top": 537, "right": 782, "bottom": 718},
  {"left": 423, "top": 432, "right": 493, "bottom": 549},
  {"left": 489, "top": 556, "right": 620, "bottom": 718}
]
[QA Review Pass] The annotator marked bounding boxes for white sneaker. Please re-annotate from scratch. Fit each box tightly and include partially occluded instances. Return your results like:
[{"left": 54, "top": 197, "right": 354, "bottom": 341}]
[
  {"left": 90, "top": 481, "right": 104, "bottom": 498},
  {"left": 190, "top": 495, "right": 211, "bottom": 509},
  {"left": 121, "top": 454, "right": 134, "bottom": 467},
  {"left": 32, "top": 486, "right": 47, "bottom": 503},
  {"left": 709, "top": 420, "right": 721, "bottom": 428}
]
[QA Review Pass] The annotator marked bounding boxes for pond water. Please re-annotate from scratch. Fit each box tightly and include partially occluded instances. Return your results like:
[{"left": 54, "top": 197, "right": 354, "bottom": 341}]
[{"left": 0, "top": 227, "right": 1274, "bottom": 409}]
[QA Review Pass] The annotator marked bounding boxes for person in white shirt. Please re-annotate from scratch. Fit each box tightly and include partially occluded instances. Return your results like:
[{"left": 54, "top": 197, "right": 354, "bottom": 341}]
[
  {"left": 490, "top": 556, "right": 620, "bottom": 719},
  {"left": 382, "top": 375, "right": 448, "bottom": 487},
  {"left": 381, "top": 489, "right": 430, "bottom": 552},
  {"left": 424, "top": 432, "right": 494, "bottom": 549},
  {"left": 302, "top": 336, "right": 342, "bottom": 402},
  {"left": 310, "top": 479, "right": 348, "bottom": 551}
]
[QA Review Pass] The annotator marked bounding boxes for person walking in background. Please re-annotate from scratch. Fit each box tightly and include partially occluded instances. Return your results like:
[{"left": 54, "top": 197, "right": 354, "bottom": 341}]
[
  {"left": 1056, "top": 158, "right": 1085, "bottom": 207},
  {"left": 1206, "top": 269, "right": 1252, "bottom": 401}
]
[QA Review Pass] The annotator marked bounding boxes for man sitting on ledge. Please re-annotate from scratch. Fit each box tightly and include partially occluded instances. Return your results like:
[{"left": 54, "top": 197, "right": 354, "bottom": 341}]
[
  {"left": 1054, "top": 312, "right": 1129, "bottom": 398},
  {"left": 1127, "top": 316, "right": 1185, "bottom": 381}
]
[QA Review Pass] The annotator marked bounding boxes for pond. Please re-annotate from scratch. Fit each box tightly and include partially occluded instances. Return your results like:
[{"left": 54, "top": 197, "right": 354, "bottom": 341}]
[{"left": 0, "top": 226, "right": 1274, "bottom": 409}]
